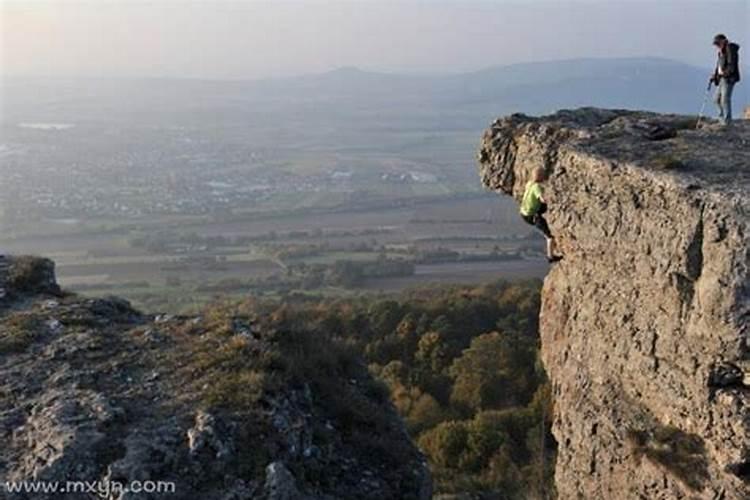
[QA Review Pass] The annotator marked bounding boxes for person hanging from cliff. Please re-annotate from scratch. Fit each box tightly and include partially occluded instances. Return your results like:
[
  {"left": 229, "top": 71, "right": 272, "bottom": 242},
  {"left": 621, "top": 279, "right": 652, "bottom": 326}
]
[
  {"left": 710, "top": 34, "right": 741, "bottom": 127},
  {"left": 519, "top": 167, "right": 563, "bottom": 264}
]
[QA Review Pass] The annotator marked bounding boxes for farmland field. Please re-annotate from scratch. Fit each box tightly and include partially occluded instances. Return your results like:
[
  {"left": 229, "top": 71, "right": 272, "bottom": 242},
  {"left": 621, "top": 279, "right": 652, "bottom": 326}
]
[
  {"left": 0, "top": 191, "right": 546, "bottom": 312},
  {"left": 0, "top": 76, "right": 557, "bottom": 312}
]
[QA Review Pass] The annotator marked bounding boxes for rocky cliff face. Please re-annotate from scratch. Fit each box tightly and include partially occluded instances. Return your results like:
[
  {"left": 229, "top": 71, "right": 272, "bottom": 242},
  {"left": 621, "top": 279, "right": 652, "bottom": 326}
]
[
  {"left": 478, "top": 109, "right": 749, "bottom": 499},
  {"left": 0, "top": 256, "right": 431, "bottom": 499}
]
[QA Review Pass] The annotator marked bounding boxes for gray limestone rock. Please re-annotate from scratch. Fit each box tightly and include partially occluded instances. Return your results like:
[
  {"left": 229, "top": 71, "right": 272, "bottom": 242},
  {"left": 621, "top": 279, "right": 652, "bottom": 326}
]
[{"left": 478, "top": 108, "right": 750, "bottom": 499}]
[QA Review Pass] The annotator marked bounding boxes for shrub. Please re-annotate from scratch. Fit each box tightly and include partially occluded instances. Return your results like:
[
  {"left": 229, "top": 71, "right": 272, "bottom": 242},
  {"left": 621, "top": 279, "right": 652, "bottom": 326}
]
[
  {"left": 652, "top": 155, "right": 685, "bottom": 170},
  {"left": 0, "top": 313, "right": 45, "bottom": 353},
  {"left": 180, "top": 280, "right": 549, "bottom": 496},
  {"left": 203, "top": 369, "right": 268, "bottom": 409},
  {"left": 6, "top": 256, "right": 60, "bottom": 294},
  {"left": 671, "top": 116, "right": 699, "bottom": 131},
  {"left": 419, "top": 420, "right": 470, "bottom": 469},
  {"left": 482, "top": 444, "right": 524, "bottom": 494}
]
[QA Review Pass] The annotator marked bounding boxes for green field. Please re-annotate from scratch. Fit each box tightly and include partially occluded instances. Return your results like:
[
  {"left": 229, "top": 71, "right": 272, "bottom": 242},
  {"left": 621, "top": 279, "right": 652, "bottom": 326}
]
[{"left": 1, "top": 193, "right": 547, "bottom": 313}]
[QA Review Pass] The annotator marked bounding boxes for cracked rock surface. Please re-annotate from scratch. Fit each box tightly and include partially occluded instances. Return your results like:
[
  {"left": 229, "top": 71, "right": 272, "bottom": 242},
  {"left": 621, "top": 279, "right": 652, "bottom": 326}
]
[
  {"left": 0, "top": 256, "right": 431, "bottom": 500},
  {"left": 478, "top": 109, "right": 749, "bottom": 499}
]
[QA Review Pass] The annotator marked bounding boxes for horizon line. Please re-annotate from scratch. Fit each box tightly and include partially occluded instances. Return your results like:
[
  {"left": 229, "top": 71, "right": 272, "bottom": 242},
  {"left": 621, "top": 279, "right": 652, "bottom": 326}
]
[{"left": 0, "top": 55, "right": 715, "bottom": 84}]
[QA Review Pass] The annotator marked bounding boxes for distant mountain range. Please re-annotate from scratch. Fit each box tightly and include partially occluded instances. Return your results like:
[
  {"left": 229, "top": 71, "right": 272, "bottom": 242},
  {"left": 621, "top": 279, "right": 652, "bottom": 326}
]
[
  {"left": 241, "top": 56, "right": 746, "bottom": 111},
  {"left": 3, "top": 57, "right": 747, "bottom": 129}
]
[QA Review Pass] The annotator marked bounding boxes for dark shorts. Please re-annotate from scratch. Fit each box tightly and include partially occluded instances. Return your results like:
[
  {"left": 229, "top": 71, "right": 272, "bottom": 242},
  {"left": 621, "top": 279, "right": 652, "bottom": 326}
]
[{"left": 521, "top": 212, "right": 552, "bottom": 239}]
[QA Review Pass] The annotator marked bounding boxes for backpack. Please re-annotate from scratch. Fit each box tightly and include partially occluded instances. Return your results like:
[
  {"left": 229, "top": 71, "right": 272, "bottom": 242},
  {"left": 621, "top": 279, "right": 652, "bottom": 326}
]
[{"left": 727, "top": 43, "right": 741, "bottom": 82}]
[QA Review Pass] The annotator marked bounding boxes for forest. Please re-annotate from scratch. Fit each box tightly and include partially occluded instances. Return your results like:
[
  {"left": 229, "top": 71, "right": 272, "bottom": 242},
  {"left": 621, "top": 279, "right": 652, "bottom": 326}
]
[{"left": 217, "top": 279, "right": 556, "bottom": 497}]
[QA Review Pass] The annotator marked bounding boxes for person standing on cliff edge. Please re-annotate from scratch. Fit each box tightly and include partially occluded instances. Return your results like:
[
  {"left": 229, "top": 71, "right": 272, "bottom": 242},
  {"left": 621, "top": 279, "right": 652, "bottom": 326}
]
[
  {"left": 519, "top": 167, "right": 563, "bottom": 264},
  {"left": 710, "top": 34, "right": 741, "bottom": 127}
]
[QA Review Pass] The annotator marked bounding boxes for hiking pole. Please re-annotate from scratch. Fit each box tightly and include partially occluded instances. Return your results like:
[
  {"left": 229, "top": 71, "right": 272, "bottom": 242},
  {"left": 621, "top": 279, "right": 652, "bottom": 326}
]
[{"left": 696, "top": 80, "right": 713, "bottom": 129}]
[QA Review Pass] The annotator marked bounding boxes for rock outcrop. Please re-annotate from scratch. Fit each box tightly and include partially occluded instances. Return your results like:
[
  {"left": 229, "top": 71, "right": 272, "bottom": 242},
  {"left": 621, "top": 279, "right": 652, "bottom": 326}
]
[
  {"left": 0, "top": 256, "right": 431, "bottom": 499},
  {"left": 478, "top": 109, "right": 749, "bottom": 499}
]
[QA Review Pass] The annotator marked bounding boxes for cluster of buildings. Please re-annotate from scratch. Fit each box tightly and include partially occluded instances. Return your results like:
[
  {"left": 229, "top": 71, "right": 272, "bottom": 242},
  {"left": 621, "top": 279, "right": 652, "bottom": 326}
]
[{"left": 1, "top": 124, "right": 440, "bottom": 225}]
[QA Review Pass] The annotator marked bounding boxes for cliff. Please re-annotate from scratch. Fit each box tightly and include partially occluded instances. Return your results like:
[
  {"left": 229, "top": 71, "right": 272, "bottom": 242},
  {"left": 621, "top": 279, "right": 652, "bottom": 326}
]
[
  {"left": 478, "top": 109, "right": 749, "bottom": 499},
  {"left": 0, "top": 256, "right": 431, "bottom": 499}
]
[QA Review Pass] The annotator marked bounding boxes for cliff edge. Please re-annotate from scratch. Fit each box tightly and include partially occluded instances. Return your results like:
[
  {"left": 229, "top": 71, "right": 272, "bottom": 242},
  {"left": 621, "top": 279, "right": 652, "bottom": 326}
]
[
  {"left": 0, "top": 256, "right": 431, "bottom": 499},
  {"left": 478, "top": 109, "right": 749, "bottom": 499}
]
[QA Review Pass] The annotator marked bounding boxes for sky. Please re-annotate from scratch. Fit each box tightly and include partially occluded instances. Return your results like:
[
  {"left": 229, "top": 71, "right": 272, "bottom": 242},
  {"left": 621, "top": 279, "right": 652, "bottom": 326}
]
[{"left": 1, "top": 0, "right": 748, "bottom": 80}]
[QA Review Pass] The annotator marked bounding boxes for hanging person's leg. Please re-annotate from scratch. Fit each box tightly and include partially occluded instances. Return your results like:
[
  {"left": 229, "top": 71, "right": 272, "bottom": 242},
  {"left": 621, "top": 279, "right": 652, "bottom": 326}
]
[{"left": 534, "top": 214, "right": 562, "bottom": 263}]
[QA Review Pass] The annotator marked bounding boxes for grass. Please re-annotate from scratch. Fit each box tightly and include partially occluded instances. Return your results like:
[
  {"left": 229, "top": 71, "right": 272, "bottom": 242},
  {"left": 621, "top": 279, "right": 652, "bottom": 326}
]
[
  {"left": 202, "top": 368, "right": 269, "bottom": 409},
  {"left": 0, "top": 313, "right": 45, "bottom": 354},
  {"left": 652, "top": 155, "right": 686, "bottom": 170},
  {"left": 157, "top": 310, "right": 276, "bottom": 478},
  {"left": 167, "top": 298, "right": 412, "bottom": 472},
  {"left": 627, "top": 424, "right": 709, "bottom": 490},
  {"left": 7, "top": 256, "right": 53, "bottom": 293}
]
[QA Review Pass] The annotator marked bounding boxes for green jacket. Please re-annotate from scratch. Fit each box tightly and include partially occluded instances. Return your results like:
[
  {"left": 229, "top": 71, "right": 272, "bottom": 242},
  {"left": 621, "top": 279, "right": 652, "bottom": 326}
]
[{"left": 520, "top": 181, "right": 543, "bottom": 217}]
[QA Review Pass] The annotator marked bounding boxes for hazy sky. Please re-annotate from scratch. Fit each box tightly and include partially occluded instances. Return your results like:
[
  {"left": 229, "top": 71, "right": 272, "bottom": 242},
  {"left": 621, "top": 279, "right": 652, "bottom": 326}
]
[{"left": 1, "top": 0, "right": 748, "bottom": 79}]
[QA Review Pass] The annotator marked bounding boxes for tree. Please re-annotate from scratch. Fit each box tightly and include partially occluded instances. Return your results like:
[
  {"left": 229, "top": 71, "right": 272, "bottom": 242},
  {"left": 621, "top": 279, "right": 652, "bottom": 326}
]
[
  {"left": 368, "top": 300, "right": 404, "bottom": 337},
  {"left": 408, "top": 392, "right": 446, "bottom": 433},
  {"left": 378, "top": 360, "right": 408, "bottom": 386},
  {"left": 415, "top": 330, "right": 450, "bottom": 373},
  {"left": 395, "top": 313, "right": 420, "bottom": 361},
  {"left": 449, "top": 331, "right": 535, "bottom": 413},
  {"left": 418, "top": 420, "right": 469, "bottom": 469}
]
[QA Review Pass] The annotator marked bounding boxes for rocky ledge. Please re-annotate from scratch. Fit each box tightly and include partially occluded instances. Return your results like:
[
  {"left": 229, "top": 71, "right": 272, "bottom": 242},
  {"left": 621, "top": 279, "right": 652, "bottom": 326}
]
[
  {"left": 478, "top": 109, "right": 749, "bottom": 499},
  {"left": 0, "top": 257, "right": 431, "bottom": 499}
]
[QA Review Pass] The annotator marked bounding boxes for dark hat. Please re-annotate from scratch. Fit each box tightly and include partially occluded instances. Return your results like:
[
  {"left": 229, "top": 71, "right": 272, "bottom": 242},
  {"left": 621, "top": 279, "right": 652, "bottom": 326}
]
[{"left": 713, "top": 33, "right": 728, "bottom": 45}]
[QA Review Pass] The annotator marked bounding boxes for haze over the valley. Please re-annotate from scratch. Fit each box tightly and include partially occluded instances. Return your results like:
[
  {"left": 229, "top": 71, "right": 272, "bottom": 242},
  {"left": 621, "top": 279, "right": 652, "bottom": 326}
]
[
  {"left": 2, "top": 3, "right": 750, "bottom": 499},
  {"left": 2, "top": 0, "right": 748, "bottom": 80},
  {"left": 0, "top": 0, "right": 748, "bottom": 311}
]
